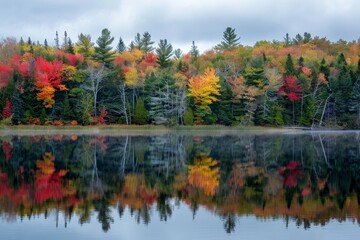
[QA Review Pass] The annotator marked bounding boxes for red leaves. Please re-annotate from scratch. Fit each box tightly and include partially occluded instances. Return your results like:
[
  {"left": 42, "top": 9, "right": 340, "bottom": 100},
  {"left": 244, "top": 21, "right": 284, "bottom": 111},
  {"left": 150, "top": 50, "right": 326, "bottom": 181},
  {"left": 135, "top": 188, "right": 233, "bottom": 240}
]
[
  {"left": 10, "top": 55, "right": 28, "bottom": 77},
  {"left": 0, "top": 63, "right": 11, "bottom": 89},
  {"left": 94, "top": 108, "right": 107, "bottom": 125},
  {"left": 278, "top": 161, "right": 303, "bottom": 188},
  {"left": 2, "top": 99, "right": 12, "bottom": 119},
  {"left": 144, "top": 52, "right": 157, "bottom": 64},
  {"left": 34, "top": 57, "right": 65, "bottom": 108},
  {"left": 114, "top": 57, "right": 125, "bottom": 66},
  {"left": 35, "top": 57, "right": 63, "bottom": 88},
  {"left": 278, "top": 75, "right": 302, "bottom": 101}
]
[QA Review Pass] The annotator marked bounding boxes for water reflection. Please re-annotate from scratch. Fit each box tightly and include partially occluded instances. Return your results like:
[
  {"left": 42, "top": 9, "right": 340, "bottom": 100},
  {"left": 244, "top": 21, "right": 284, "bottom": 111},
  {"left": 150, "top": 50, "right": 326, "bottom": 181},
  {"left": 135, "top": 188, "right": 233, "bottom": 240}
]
[{"left": 0, "top": 132, "right": 360, "bottom": 233}]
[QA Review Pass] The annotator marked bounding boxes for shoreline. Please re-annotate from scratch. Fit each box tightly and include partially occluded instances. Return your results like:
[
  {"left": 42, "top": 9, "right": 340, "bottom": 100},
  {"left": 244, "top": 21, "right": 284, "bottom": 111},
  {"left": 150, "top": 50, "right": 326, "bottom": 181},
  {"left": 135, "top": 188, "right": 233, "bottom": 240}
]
[{"left": 0, "top": 124, "right": 357, "bottom": 136}]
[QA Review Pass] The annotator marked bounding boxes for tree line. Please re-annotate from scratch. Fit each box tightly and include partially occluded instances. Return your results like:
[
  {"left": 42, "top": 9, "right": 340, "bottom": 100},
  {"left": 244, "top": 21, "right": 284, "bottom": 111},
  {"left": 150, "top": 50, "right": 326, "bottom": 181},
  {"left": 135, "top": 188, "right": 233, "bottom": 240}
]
[{"left": 0, "top": 28, "right": 360, "bottom": 127}]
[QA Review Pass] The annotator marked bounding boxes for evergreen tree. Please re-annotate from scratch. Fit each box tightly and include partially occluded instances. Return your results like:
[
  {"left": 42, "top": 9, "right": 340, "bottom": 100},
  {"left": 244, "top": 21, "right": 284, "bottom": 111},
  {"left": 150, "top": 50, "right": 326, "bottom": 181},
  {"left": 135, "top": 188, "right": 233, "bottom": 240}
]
[
  {"left": 333, "top": 67, "right": 353, "bottom": 116},
  {"left": 92, "top": 28, "right": 115, "bottom": 67},
  {"left": 66, "top": 38, "right": 75, "bottom": 54},
  {"left": 336, "top": 53, "right": 347, "bottom": 67},
  {"left": 40, "top": 108, "right": 47, "bottom": 125},
  {"left": 55, "top": 31, "right": 60, "bottom": 49},
  {"left": 61, "top": 94, "right": 73, "bottom": 120},
  {"left": 349, "top": 77, "right": 360, "bottom": 123},
  {"left": 44, "top": 39, "right": 48, "bottom": 49},
  {"left": 284, "top": 33, "right": 291, "bottom": 47},
  {"left": 298, "top": 56, "right": 304, "bottom": 67},
  {"left": 19, "top": 37, "right": 24, "bottom": 45},
  {"left": 303, "top": 32, "right": 312, "bottom": 43},
  {"left": 216, "top": 27, "right": 240, "bottom": 50},
  {"left": 141, "top": 32, "right": 155, "bottom": 54},
  {"left": 191, "top": 41, "right": 199, "bottom": 60},
  {"left": 156, "top": 39, "right": 173, "bottom": 68},
  {"left": 285, "top": 54, "right": 296, "bottom": 76},
  {"left": 131, "top": 33, "right": 142, "bottom": 50},
  {"left": 293, "top": 33, "right": 303, "bottom": 45},
  {"left": 183, "top": 108, "right": 194, "bottom": 125},
  {"left": 11, "top": 87, "right": 24, "bottom": 125},
  {"left": 116, "top": 37, "right": 126, "bottom": 53},
  {"left": 320, "top": 58, "right": 330, "bottom": 80},
  {"left": 63, "top": 31, "right": 68, "bottom": 50},
  {"left": 27, "top": 37, "right": 32, "bottom": 45},
  {"left": 134, "top": 98, "right": 149, "bottom": 124},
  {"left": 174, "top": 49, "right": 183, "bottom": 60},
  {"left": 76, "top": 33, "right": 94, "bottom": 58}
]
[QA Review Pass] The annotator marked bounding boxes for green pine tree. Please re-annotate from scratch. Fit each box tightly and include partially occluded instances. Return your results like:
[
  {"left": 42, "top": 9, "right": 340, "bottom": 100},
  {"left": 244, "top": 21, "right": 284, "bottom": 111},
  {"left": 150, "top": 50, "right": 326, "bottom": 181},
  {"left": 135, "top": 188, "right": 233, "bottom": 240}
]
[
  {"left": 156, "top": 39, "right": 173, "bottom": 68},
  {"left": 285, "top": 54, "right": 296, "bottom": 76},
  {"left": 216, "top": 27, "right": 240, "bottom": 50},
  {"left": 116, "top": 37, "right": 126, "bottom": 53},
  {"left": 141, "top": 32, "right": 155, "bottom": 54},
  {"left": 77, "top": 33, "right": 94, "bottom": 58},
  {"left": 61, "top": 94, "right": 73, "bottom": 121},
  {"left": 134, "top": 98, "right": 149, "bottom": 125},
  {"left": 92, "top": 28, "right": 115, "bottom": 67},
  {"left": 11, "top": 87, "right": 24, "bottom": 125}
]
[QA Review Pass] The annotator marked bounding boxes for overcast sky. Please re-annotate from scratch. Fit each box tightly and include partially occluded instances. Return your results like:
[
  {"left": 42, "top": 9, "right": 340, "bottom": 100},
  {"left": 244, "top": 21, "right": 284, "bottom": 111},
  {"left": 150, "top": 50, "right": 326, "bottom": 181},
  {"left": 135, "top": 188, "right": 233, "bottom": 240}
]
[{"left": 0, "top": 0, "right": 359, "bottom": 53}]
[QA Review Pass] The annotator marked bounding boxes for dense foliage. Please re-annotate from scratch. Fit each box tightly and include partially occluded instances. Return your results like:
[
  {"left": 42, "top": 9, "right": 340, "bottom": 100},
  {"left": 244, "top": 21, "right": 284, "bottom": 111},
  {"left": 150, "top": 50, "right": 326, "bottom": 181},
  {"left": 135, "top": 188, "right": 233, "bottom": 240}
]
[{"left": 1, "top": 29, "right": 360, "bottom": 127}]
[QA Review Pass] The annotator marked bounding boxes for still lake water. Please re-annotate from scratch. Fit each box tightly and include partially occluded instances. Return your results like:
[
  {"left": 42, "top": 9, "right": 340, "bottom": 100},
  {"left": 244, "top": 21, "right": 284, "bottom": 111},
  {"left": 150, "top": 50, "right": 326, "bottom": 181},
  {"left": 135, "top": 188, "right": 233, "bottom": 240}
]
[{"left": 0, "top": 130, "right": 360, "bottom": 239}]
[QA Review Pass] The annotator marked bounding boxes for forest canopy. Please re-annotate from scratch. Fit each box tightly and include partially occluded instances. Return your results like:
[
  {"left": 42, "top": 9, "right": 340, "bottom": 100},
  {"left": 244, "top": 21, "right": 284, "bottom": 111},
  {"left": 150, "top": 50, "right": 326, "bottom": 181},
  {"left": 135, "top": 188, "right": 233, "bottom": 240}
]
[{"left": 0, "top": 28, "right": 359, "bottom": 128}]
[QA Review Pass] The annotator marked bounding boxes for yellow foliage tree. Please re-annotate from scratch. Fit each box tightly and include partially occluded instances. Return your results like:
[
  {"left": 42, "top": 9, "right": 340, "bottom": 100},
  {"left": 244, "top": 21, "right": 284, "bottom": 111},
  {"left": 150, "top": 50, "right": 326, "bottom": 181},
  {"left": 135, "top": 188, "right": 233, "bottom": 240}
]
[{"left": 187, "top": 68, "right": 220, "bottom": 124}]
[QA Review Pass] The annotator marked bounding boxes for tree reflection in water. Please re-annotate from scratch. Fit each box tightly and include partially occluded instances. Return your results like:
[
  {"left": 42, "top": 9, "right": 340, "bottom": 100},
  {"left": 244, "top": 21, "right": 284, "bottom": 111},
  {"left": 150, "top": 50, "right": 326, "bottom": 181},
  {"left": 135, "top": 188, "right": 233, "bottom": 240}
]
[{"left": 0, "top": 132, "right": 360, "bottom": 233}]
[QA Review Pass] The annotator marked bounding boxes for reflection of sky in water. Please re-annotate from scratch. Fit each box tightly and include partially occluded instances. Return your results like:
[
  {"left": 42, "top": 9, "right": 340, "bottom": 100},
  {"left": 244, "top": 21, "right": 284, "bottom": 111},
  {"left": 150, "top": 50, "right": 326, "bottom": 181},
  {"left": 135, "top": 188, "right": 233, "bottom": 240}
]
[{"left": 1, "top": 202, "right": 359, "bottom": 240}]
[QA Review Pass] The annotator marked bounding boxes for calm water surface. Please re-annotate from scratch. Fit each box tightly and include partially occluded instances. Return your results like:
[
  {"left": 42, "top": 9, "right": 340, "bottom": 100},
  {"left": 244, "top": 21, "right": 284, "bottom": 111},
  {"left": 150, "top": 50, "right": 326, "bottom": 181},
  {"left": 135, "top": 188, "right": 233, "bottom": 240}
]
[{"left": 0, "top": 131, "right": 360, "bottom": 239}]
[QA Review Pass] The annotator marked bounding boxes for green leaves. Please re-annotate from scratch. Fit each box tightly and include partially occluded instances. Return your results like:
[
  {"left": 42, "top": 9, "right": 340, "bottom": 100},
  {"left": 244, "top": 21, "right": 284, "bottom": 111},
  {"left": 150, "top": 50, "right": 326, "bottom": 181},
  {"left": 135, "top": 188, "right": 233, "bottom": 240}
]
[{"left": 156, "top": 39, "right": 173, "bottom": 68}]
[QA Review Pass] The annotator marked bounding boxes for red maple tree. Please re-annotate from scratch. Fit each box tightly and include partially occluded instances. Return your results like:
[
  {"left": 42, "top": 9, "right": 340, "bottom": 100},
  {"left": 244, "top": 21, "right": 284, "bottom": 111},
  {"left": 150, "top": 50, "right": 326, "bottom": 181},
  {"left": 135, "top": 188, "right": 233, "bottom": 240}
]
[{"left": 278, "top": 75, "right": 302, "bottom": 101}]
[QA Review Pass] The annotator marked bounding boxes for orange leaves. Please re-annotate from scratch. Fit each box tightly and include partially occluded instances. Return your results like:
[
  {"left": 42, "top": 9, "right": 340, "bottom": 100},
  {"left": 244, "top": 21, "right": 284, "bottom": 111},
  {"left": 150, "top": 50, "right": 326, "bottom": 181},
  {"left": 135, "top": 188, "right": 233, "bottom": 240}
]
[
  {"left": 188, "top": 68, "right": 220, "bottom": 107},
  {"left": 34, "top": 57, "right": 67, "bottom": 108},
  {"left": 36, "top": 85, "right": 56, "bottom": 108},
  {"left": 301, "top": 67, "right": 312, "bottom": 76},
  {"left": 187, "top": 154, "right": 220, "bottom": 196}
]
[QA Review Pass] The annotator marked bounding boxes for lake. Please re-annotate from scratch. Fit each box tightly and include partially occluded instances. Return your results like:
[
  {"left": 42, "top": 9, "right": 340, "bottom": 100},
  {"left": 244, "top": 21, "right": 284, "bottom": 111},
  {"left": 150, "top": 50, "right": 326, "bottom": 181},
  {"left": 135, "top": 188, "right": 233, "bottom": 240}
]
[{"left": 0, "top": 130, "right": 360, "bottom": 239}]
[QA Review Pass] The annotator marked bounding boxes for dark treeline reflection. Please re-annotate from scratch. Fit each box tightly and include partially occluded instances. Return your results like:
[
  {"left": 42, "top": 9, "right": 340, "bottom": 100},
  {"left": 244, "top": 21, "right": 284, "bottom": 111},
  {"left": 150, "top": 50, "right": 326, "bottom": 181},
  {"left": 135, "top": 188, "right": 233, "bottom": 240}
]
[{"left": 1, "top": 132, "right": 360, "bottom": 233}]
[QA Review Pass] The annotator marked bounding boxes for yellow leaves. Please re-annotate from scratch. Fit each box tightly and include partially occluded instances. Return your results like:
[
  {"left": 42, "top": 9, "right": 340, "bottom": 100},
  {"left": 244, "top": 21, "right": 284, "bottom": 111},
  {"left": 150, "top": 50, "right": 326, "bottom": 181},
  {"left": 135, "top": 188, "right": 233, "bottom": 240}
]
[
  {"left": 61, "top": 65, "right": 77, "bottom": 81},
  {"left": 187, "top": 68, "right": 220, "bottom": 107},
  {"left": 187, "top": 154, "right": 220, "bottom": 196},
  {"left": 120, "top": 49, "right": 143, "bottom": 64},
  {"left": 124, "top": 66, "right": 140, "bottom": 88}
]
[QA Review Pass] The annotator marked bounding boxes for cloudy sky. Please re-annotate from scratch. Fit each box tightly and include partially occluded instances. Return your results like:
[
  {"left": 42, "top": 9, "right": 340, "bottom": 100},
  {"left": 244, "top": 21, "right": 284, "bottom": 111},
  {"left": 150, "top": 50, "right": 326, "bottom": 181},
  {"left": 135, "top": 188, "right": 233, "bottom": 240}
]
[{"left": 0, "top": 0, "right": 359, "bottom": 53}]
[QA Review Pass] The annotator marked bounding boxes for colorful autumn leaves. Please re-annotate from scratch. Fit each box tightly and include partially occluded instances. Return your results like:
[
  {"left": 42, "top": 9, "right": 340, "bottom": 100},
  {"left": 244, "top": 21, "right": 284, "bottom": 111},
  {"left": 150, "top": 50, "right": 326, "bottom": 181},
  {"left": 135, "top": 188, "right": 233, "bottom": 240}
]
[{"left": 188, "top": 68, "right": 221, "bottom": 124}]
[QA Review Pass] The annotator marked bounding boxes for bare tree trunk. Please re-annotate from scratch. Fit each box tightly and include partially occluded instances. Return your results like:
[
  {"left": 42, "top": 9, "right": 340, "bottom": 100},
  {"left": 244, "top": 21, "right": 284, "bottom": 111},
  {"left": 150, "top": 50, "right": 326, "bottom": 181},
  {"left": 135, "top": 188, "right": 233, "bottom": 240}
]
[
  {"left": 119, "top": 83, "right": 129, "bottom": 124},
  {"left": 319, "top": 94, "right": 332, "bottom": 127}
]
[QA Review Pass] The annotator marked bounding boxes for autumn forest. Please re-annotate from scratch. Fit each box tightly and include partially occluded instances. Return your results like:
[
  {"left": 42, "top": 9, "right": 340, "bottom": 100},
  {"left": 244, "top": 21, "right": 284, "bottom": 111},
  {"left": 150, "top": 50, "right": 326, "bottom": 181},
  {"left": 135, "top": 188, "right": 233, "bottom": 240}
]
[{"left": 0, "top": 28, "right": 360, "bottom": 127}]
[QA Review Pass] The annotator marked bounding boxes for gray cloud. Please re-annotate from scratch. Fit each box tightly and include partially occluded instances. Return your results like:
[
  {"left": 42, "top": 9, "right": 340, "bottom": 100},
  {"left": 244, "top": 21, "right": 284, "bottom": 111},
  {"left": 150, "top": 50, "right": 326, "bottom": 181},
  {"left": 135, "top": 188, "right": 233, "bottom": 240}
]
[{"left": 0, "top": 0, "right": 359, "bottom": 53}]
